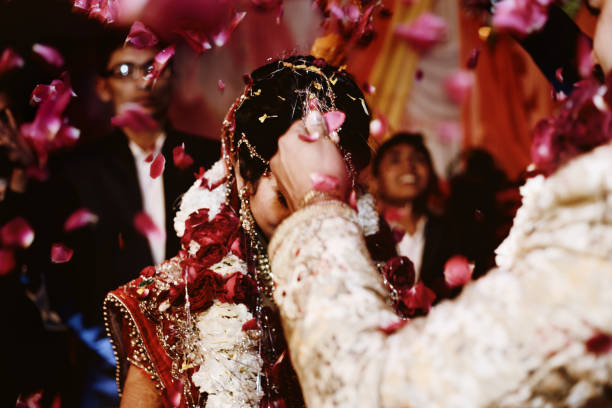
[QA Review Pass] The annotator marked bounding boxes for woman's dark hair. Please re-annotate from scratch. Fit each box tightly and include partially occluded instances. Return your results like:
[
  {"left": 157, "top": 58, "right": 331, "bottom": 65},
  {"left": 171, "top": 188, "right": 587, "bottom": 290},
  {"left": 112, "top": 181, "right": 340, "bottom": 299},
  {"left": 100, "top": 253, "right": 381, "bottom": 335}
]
[
  {"left": 233, "top": 55, "right": 372, "bottom": 183},
  {"left": 372, "top": 132, "right": 439, "bottom": 212}
]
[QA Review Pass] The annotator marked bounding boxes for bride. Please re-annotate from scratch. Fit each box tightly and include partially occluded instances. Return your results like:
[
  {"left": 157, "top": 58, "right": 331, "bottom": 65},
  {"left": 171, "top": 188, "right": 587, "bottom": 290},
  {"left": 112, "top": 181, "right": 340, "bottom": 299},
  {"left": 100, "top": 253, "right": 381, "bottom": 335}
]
[{"left": 104, "top": 55, "right": 420, "bottom": 407}]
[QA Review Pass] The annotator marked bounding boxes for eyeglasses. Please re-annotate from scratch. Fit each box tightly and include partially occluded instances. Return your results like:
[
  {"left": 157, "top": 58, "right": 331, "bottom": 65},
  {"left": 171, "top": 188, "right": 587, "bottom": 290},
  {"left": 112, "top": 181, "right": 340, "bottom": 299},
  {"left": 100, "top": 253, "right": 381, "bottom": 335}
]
[{"left": 105, "top": 61, "right": 158, "bottom": 80}]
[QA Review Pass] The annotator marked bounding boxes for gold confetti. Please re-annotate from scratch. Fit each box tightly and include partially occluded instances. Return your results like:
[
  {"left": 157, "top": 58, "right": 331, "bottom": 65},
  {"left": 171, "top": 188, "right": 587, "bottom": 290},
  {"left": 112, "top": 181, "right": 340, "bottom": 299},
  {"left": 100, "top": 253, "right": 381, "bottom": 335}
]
[
  {"left": 330, "top": 75, "right": 338, "bottom": 85},
  {"left": 278, "top": 95, "right": 286, "bottom": 101},
  {"left": 313, "top": 82, "right": 322, "bottom": 90},
  {"left": 258, "top": 113, "right": 278, "bottom": 123},
  {"left": 359, "top": 98, "right": 369, "bottom": 115},
  {"left": 252, "top": 89, "right": 261, "bottom": 96},
  {"left": 347, "top": 94, "right": 357, "bottom": 101}
]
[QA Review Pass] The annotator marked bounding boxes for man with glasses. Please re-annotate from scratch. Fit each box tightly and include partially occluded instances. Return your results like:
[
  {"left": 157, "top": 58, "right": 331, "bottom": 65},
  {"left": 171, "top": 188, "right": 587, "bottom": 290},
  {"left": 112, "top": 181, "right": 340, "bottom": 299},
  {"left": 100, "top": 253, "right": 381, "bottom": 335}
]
[{"left": 37, "top": 34, "right": 220, "bottom": 407}]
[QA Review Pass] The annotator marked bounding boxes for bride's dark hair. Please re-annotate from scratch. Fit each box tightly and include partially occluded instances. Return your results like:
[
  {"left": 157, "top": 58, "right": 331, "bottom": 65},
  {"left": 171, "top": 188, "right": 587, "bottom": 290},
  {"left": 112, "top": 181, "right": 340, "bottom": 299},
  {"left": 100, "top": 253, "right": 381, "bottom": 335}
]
[{"left": 232, "top": 55, "right": 372, "bottom": 184}]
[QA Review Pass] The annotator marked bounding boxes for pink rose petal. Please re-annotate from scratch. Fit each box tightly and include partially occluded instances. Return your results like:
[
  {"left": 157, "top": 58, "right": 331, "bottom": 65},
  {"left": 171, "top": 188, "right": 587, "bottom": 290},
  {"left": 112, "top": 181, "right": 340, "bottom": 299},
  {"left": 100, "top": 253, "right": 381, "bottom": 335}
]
[
  {"left": 0, "top": 248, "right": 16, "bottom": 276},
  {"left": 298, "top": 133, "right": 319, "bottom": 142},
  {"left": 437, "top": 121, "right": 462, "bottom": 144},
  {"left": 173, "top": 143, "right": 194, "bottom": 169},
  {"left": 217, "top": 79, "right": 226, "bottom": 91},
  {"left": 174, "top": 28, "right": 212, "bottom": 54},
  {"left": 64, "top": 208, "right": 99, "bottom": 232},
  {"left": 32, "top": 44, "right": 65, "bottom": 67},
  {"left": 444, "top": 255, "right": 474, "bottom": 288},
  {"left": 125, "top": 21, "right": 159, "bottom": 49},
  {"left": 0, "top": 48, "right": 24, "bottom": 76},
  {"left": 145, "top": 44, "right": 176, "bottom": 85},
  {"left": 51, "top": 243, "right": 74, "bottom": 263},
  {"left": 492, "top": 0, "right": 552, "bottom": 38},
  {"left": 394, "top": 12, "right": 447, "bottom": 54},
  {"left": 363, "top": 82, "right": 376, "bottom": 94},
  {"left": 323, "top": 110, "right": 346, "bottom": 133},
  {"left": 72, "top": 0, "right": 90, "bottom": 11},
  {"left": 133, "top": 212, "right": 164, "bottom": 241},
  {"left": 89, "top": 0, "right": 119, "bottom": 24},
  {"left": 310, "top": 172, "right": 340, "bottom": 192},
  {"left": 349, "top": 189, "right": 358, "bottom": 210},
  {"left": 444, "top": 69, "right": 474, "bottom": 104},
  {"left": 1, "top": 217, "right": 34, "bottom": 248},
  {"left": 212, "top": 10, "right": 247, "bottom": 47},
  {"left": 576, "top": 35, "right": 594, "bottom": 78},
  {"left": 369, "top": 116, "right": 388, "bottom": 141},
  {"left": 150, "top": 152, "right": 165, "bottom": 178},
  {"left": 585, "top": 332, "right": 612, "bottom": 355},
  {"left": 111, "top": 103, "right": 159, "bottom": 132}
]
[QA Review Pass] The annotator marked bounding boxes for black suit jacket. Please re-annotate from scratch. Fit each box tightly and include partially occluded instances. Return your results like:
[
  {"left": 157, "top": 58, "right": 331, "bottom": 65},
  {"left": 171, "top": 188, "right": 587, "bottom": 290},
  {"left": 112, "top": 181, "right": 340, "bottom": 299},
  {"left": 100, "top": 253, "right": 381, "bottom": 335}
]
[{"left": 34, "top": 128, "right": 220, "bottom": 326}]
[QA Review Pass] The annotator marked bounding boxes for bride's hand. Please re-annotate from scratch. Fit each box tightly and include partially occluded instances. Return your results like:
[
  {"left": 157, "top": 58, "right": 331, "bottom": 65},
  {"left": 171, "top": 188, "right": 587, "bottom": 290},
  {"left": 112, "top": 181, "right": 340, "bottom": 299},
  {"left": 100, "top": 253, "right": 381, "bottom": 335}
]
[{"left": 270, "top": 111, "right": 350, "bottom": 212}]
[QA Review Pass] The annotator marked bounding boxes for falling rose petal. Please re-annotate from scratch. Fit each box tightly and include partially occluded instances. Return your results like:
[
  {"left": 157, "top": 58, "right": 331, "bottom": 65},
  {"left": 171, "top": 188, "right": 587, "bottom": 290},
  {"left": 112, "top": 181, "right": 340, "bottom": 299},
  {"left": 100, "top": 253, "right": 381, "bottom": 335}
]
[
  {"left": 242, "top": 318, "right": 260, "bottom": 331},
  {"left": 323, "top": 110, "right": 346, "bottom": 133},
  {"left": 400, "top": 281, "right": 437, "bottom": 314},
  {"left": 555, "top": 67, "right": 563, "bottom": 82},
  {"left": 492, "top": 0, "right": 552, "bottom": 38},
  {"left": 370, "top": 117, "right": 388, "bottom": 141},
  {"left": 437, "top": 121, "right": 462, "bottom": 144},
  {"left": 0, "top": 248, "right": 16, "bottom": 276},
  {"left": 0, "top": 48, "right": 25, "bottom": 76},
  {"left": 133, "top": 212, "right": 164, "bottom": 241},
  {"left": 55, "top": 124, "right": 81, "bottom": 146},
  {"left": 363, "top": 82, "right": 376, "bottom": 94},
  {"left": 212, "top": 10, "right": 247, "bottom": 47},
  {"left": 577, "top": 35, "right": 594, "bottom": 78},
  {"left": 310, "top": 173, "right": 340, "bottom": 192},
  {"left": 150, "top": 153, "right": 165, "bottom": 178},
  {"left": 298, "top": 132, "right": 320, "bottom": 142},
  {"left": 51, "top": 243, "right": 74, "bottom": 264},
  {"left": 466, "top": 47, "right": 480, "bottom": 69},
  {"left": 125, "top": 21, "right": 159, "bottom": 49},
  {"left": 173, "top": 143, "right": 194, "bottom": 169},
  {"left": 415, "top": 69, "right": 424, "bottom": 81},
  {"left": 444, "top": 69, "right": 474, "bottom": 104},
  {"left": 144, "top": 152, "right": 154, "bottom": 163},
  {"left": 64, "top": 208, "right": 99, "bottom": 232},
  {"left": 585, "top": 332, "right": 612, "bottom": 355},
  {"left": 111, "top": 103, "right": 159, "bottom": 132},
  {"left": 145, "top": 44, "right": 176, "bottom": 85},
  {"left": 394, "top": 12, "right": 448, "bottom": 54},
  {"left": 89, "top": 0, "right": 120, "bottom": 24},
  {"left": 378, "top": 319, "right": 409, "bottom": 334},
  {"left": 32, "top": 44, "right": 65, "bottom": 67},
  {"left": 217, "top": 79, "right": 225, "bottom": 91},
  {"left": 72, "top": 0, "right": 90, "bottom": 11},
  {"left": 444, "top": 255, "right": 474, "bottom": 288},
  {"left": 1, "top": 217, "right": 34, "bottom": 248},
  {"left": 175, "top": 28, "right": 212, "bottom": 54}
]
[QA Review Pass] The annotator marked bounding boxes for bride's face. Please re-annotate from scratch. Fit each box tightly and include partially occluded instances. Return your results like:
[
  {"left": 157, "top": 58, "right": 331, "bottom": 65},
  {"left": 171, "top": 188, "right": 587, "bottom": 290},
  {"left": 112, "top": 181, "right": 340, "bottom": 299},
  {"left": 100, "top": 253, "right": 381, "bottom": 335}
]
[{"left": 248, "top": 171, "right": 290, "bottom": 238}]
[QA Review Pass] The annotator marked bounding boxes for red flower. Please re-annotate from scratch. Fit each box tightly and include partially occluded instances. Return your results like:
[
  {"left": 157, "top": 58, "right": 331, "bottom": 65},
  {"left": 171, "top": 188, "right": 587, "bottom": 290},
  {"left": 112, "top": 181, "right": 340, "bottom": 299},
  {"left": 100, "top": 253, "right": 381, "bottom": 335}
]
[
  {"left": 218, "top": 272, "right": 257, "bottom": 308},
  {"left": 182, "top": 205, "right": 240, "bottom": 250},
  {"left": 383, "top": 256, "right": 416, "bottom": 289},
  {"left": 188, "top": 267, "right": 222, "bottom": 312},
  {"left": 195, "top": 242, "right": 227, "bottom": 269},
  {"left": 397, "top": 281, "right": 436, "bottom": 317},
  {"left": 140, "top": 265, "right": 156, "bottom": 278}
]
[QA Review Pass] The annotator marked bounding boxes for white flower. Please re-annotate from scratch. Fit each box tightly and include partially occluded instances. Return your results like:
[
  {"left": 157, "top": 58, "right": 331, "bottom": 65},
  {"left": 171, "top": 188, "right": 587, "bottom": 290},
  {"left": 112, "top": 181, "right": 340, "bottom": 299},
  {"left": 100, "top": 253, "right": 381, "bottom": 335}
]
[{"left": 357, "top": 193, "right": 380, "bottom": 236}]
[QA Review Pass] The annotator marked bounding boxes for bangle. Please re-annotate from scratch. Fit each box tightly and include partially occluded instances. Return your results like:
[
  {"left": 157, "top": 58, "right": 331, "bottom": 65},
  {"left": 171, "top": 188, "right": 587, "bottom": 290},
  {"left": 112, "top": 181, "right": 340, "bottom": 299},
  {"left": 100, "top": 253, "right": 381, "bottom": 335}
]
[{"left": 298, "top": 190, "right": 338, "bottom": 209}]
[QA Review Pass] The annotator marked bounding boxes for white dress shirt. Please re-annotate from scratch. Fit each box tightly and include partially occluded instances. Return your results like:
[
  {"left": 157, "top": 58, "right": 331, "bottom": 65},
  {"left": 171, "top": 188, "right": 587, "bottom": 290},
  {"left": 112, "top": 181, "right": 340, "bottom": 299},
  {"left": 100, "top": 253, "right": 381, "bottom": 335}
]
[
  {"left": 128, "top": 135, "right": 167, "bottom": 265},
  {"left": 396, "top": 216, "right": 427, "bottom": 282}
]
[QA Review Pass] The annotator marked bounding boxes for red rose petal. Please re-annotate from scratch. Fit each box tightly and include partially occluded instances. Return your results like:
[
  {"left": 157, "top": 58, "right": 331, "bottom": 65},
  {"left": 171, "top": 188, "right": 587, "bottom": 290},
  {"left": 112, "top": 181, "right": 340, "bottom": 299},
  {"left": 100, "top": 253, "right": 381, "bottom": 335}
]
[
  {"left": 212, "top": 10, "right": 247, "bottom": 47},
  {"left": 444, "top": 69, "right": 474, "bottom": 104},
  {"left": 145, "top": 44, "right": 176, "bottom": 85},
  {"left": 144, "top": 152, "right": 154, "bottom": 163},
  {"left": 400, "top": 281, "right": 436, "bottom": 313},
  {"left": 0, "top": 48, "right": 24, "bottom": 76},
  {"left": 394, "top": 12, "right": 447, "bottom": 54},
  {"left": 1, "top": 217, "right": 34, "bottom": 248},
  {"left": 175, "top": 28, "right": 212, "bottom": 54},
  {"left": 173, "top": 143, "right": 194, "bottom": 170},
  {"left": 32, "top": 44, "right": 64, "bottom": 67},
  {"left": 577, "top": 35, "right": 594, "bottom": 79},
  {"left": 378, "top": 319, "right": 409, "bottom": 335},
  {"left": 466, "top": 47, "right": 480, "bottom": 69},
  {"left": 415, "top": 69, "right": 424, "bottom": 81},
  {"left": 585, "top": 332, "right": 612, "bottom": 355},
  {"left": 111, "top": 103, "right": 159, "bottom": 132},
  {"left": 349, "top": 190, "right": 358, "bottom": 210},
  {"left": 89, "top": 0, "right": 119, "bottom": 24},
  {"left": 150, "top": 153, "right": 165, "bottom": 179},
  {"left": 310, "top": 172, "right": 340, "bottom": 192},
  {"left": 64, "top": 208, "right": 99, "bottom": 232},
  {"left": 242, "top": 318, "right": 260, "bottom": 331},
  {"left": 444, "top": 255, "right": 474, "bottom": 288},
  {"left": 217, "top": 79, "right": 225, "bottom": 91},
  {"left": 72, "top": 0, "right": 90, "bottom": 11},
  {"left": 0, "top": 248, "right": 16, "bottom": 276},
  {"left": 323, "top": 110, "right": 346, "bottom": 133},
  {"left": 125, "top": 21, "right": 159, "bottom": 49},
  {"left": 51, "top": 243, "right": 74, "bottom": 264},
  {"left": 133, "top": 212, "right": 164, "bottom": 241}
]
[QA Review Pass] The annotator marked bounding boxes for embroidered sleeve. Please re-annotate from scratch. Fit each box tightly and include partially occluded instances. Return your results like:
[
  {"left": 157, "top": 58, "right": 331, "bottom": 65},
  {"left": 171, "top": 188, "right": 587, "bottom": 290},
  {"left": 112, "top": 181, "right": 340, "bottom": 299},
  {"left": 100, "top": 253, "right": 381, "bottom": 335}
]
[{"left": 269, "top": 200, "right": 612, "bottom": 407}]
